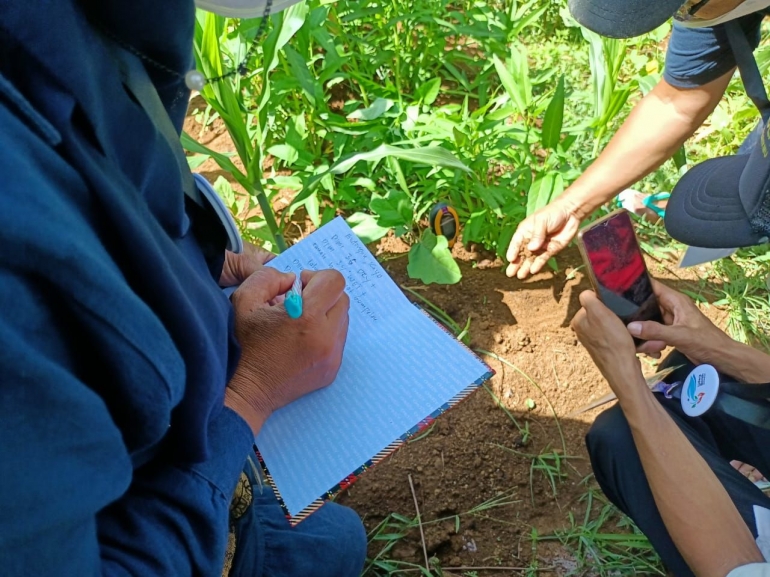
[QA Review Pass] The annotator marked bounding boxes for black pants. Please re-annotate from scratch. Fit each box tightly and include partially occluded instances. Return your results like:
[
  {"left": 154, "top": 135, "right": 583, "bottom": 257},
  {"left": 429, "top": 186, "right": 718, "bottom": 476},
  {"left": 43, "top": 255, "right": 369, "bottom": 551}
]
[{"left": 586, "top": 352, "right": 770, "bottom": 576}]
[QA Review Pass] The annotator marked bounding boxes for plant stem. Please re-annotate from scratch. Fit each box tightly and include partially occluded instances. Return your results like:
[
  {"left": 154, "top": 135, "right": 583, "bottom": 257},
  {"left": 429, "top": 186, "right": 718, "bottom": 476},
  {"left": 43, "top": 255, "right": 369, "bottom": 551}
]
[{"left": 252, "top": 177, "right": 288, "bottom": 252}]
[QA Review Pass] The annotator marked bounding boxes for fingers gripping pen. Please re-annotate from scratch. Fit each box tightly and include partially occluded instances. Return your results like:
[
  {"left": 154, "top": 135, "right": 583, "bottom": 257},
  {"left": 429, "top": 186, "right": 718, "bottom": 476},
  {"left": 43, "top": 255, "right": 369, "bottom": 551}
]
[{"left": 285, "top": 273, "right": 303, "bottom": 319}]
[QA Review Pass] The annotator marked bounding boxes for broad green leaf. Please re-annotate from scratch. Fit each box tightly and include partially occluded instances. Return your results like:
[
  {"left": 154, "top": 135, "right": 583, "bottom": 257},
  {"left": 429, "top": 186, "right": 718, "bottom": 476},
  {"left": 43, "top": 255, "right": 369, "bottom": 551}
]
[
  {"left": 369, "top": 190, "right": 413, "bottom": 228},
  {"left": 453, "top": 127, "right": 468, "bottom": 147},
  {"left": 186, "top": 154, "right": 209, "bottom": 170},
  {"left": 464, "top": 211, "right": 487, "bottom": 244},
  {"left": 265, "top": 2, "right": 309, "bottom": 73},
  {"left": 637, "top": 74, "right": 658, "bottom": 96},
  {"left": 212, "top": 176, "right": 236, "bottom": 207},
  {"left": 526, "top": 173, "right": 565, "bottom": 217},
  {"left": 331, "top": 144, "right": 470, "bottom": 175},
  {"left": 407, "top": 231, "right": 462, "bottom": 285},
  {"left": 541, "top": 76, "right": 565, "bottom": 150},
  {"left": 267, "top": 144, "right": 299, "bottom": 165},
  {"left": 290, "top": 144, "right": 469, "bottom": 207},
  {"left": 347, "top": 98, "right": 395, "bottom": 121},
  {"left": 321, "top": 206, "right": 337, "bottom": 226},
  {"left": 415, "top": 78, "right": 442, "bottom": 105},
  {"left": 347, "top": 212, "right": 390, "bottom": 244},
  {"left": 305, "top": 192, "right": 320, "bottom": 227}
]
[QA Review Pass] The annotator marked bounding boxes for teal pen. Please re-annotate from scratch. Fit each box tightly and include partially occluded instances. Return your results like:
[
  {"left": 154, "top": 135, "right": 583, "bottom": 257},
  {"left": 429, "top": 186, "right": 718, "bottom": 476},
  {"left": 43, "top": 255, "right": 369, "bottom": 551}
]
[{"left": 284, "top": 273, "right": 303, "bottom": 319}]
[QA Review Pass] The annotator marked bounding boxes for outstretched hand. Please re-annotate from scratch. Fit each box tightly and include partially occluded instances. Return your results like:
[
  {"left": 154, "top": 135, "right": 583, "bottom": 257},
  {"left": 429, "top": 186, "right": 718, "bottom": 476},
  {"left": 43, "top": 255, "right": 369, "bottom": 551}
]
[{"left": 506, "top": 199, "right": 582, "bottom": 279}]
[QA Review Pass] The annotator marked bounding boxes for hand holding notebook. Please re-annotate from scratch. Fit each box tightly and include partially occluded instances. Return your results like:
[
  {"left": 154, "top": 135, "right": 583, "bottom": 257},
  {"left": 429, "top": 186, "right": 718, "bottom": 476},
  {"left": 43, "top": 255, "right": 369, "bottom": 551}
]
[{"left": 256, "top": 217, "right": 493, "bottom": 523}]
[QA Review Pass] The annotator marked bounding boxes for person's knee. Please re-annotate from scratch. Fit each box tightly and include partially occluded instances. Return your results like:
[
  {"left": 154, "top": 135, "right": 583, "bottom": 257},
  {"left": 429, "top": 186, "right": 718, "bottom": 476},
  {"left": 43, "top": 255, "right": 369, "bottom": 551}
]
[
  {"left": 310, "top": 503, "right": 367, "bottom": 577},
  {"left": 334, "top": 503, "right": 368, "bottom": 568},
  {"left": 585, "top": 404, "right": 634, "bottom": 473}
]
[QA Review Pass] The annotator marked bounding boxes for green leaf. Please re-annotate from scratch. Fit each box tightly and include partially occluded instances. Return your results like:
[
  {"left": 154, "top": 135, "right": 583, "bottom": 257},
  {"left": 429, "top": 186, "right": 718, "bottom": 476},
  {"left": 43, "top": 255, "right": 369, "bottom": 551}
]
[
  {"left": 181, "top": 132, "right": 252, "bottom": 192},
  {"left": 672, "top": 145, "right": 687, "bottom": 171},
  {"left": 637, "top": 74, "right": 658, "bottom": 96},
  {"left": 330, "top": 144, "right": 470, "bottom": 175},
  {"left": 541, "top": 75, "right": 565, "bottom": 150},
  {"left": 415, "top": 78, "right": 441, "bottom": 105},
  {"left": 265, "top": 2, "right": 309, "bottom": 73},
  {"left": 407, "top": 231, "right": 462, "bottom": 285},
  {"left": 464, "top": 211, "right": 487, "bottom": 244},
  {"left": 347, "top": 98, "right": 395, "bottom": 121},
  {"left": 290, "top": 144, "right": 469, "bottom": 207},
  {"left": 547, "top": 257, "right": 559, "bottom": 272},
  {"left": 492, "top": 45, "right": 531, "bottom": 114},
  {"left": 321, "top": 206, "right": 337, "bottom": 226},
  {"left": 212, "top": 176, "right": 236, "bottom": 207},
  {"left": 369, "top": 190, "right": 413, "bottom": 228},
  {"left": 282, "top": 44, "right": 317, "bottom": 106},
  {"left": 186, "top": 154, "right": 209, "bottom": 170},
  {"left": 305, "top": 192, "right": 320, "bottom": 227},
  {"left": 267, "top": 143, "right": 299, "bottom": 165},
  {"left": 526, "top": 173, "right": 565, "bottom": 217},
  {"left": 453, "top": 127, "right": 468, "bottom": 147},
  {"left": 681, "top": 289, "right": 707, "bottom": 303},
  {"left": 496, "top": 222, "right": 517, "bottom": 259},
  {"left": 347, "top": 212, "right": 390, "bottom": 244}
]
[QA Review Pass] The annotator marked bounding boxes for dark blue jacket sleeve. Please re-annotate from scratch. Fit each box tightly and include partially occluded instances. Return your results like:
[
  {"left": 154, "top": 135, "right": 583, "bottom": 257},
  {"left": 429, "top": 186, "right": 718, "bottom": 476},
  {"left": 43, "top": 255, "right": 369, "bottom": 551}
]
[
  {"left": 0, "top": 277, "right": 253, "bottom": 577},
  {"left": 0, "top": 97, "right": 254, "bottom": 576},
  {"left": 664, "top": 15, "right": 765, "bottom": 88}
]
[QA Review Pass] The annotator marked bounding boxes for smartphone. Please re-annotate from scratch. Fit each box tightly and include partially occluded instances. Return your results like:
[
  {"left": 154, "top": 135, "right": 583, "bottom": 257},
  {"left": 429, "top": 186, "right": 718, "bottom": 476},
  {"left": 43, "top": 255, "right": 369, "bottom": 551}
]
[{"left": 577, "top": 210, "right": 662, "bottom": 343}]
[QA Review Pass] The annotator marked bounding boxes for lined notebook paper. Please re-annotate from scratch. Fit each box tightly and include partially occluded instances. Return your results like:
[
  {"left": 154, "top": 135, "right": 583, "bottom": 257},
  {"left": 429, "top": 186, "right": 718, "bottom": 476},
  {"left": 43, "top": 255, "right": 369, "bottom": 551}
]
[{"left": 260, "top": 217, "right": 492, "bottom": 523}]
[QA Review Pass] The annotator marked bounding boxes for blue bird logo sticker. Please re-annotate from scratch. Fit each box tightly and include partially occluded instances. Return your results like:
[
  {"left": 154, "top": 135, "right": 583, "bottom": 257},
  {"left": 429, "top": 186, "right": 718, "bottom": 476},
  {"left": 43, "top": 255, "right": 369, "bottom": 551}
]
[{"left": 686, "top": 374, "right": 705, "bottom": 409}]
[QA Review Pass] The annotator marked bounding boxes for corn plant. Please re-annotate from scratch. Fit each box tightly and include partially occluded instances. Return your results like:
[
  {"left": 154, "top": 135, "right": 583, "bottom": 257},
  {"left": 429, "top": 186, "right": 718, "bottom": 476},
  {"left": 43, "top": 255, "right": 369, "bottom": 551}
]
[
  {"left": 182, "top": 0, "right": 716, "bottom": 282},
  {"left": 185, "top": 4, "right": 471, "bottom": 254}
]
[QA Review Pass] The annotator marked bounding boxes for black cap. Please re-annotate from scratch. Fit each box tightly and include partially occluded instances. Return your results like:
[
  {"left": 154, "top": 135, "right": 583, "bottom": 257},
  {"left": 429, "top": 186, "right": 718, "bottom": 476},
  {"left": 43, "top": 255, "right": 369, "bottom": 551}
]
[
  {"left": 568, "top": 0, "right": 684, "bottom": 38},
  {"left": 664, "top": 125, "right": 770, "bottom": 249}
]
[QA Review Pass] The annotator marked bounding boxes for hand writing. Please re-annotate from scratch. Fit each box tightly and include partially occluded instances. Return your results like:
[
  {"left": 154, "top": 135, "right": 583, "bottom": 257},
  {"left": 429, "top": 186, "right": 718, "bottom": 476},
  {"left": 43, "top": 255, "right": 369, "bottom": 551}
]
[{"left": 225, "top": 268, "right": 350, "bottom": 434}]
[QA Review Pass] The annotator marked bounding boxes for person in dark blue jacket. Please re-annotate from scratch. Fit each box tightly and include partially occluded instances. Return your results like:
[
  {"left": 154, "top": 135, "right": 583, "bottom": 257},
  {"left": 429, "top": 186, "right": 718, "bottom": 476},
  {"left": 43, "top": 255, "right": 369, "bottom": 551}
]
[{"left": 0, "top": 1, "right": 365, "bottom": 575}]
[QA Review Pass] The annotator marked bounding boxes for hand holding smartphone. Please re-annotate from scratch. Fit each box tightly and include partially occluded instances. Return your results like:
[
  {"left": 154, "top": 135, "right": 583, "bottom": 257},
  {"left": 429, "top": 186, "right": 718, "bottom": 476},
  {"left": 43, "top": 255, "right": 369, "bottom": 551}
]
[{"left": 577, "top": 210, "right": 662, "bottom": 344}]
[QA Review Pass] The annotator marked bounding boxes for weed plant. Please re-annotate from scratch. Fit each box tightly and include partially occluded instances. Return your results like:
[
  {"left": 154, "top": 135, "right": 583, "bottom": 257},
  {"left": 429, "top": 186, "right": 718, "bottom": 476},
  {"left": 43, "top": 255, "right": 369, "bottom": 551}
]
[{"left": 182, "top": 0, "right": 765, "bottom": 284}]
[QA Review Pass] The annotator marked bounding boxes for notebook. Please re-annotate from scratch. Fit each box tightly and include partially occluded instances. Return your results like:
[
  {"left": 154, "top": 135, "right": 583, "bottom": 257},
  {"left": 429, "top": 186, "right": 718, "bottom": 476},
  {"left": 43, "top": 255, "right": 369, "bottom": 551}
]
[{"left": 258, "top": 217, "right": 493, "bottom": 524}]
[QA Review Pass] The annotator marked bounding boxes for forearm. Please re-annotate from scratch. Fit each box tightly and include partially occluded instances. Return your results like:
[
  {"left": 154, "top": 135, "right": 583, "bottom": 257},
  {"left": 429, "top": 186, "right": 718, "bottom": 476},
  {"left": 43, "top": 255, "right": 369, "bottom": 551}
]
[
  {"left": 615, "top": 371, "right": 763, "bottom": 577},
  {"left": 565, "top": 74, "right": 733, "bottom": 219},
  {"left": 712, "top": 339, "right": 770, "bottom": 384}
]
